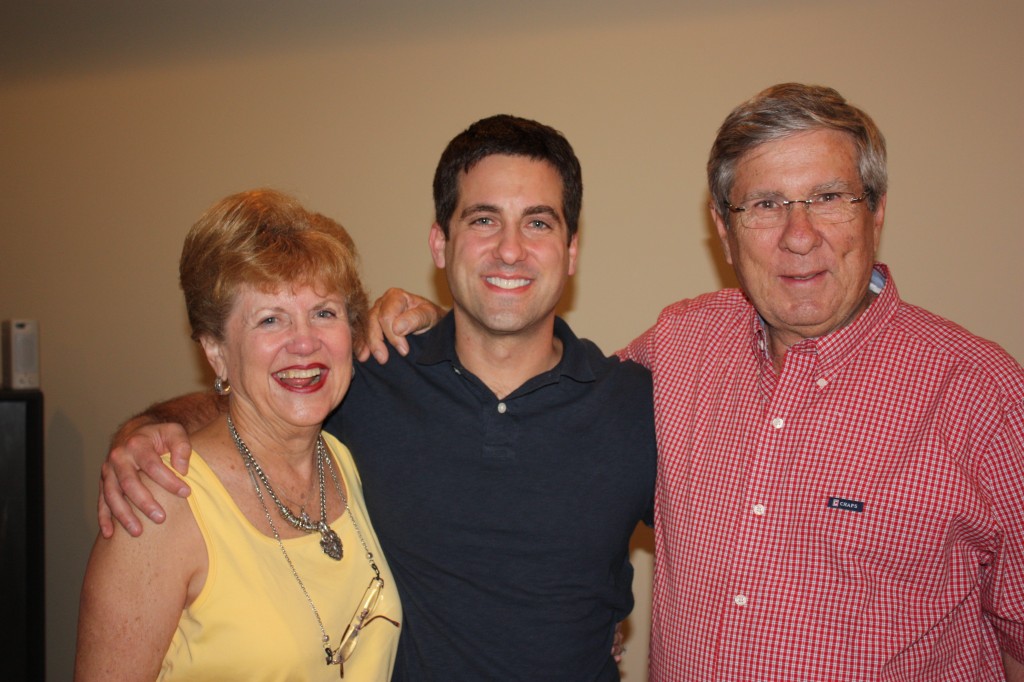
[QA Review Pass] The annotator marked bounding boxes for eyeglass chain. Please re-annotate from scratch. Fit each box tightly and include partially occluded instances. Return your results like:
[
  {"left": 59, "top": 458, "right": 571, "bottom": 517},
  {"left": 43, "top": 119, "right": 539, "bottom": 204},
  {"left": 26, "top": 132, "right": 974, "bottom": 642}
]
[{"left": 226, "top": 413, "right": 383, "bottom": 667}]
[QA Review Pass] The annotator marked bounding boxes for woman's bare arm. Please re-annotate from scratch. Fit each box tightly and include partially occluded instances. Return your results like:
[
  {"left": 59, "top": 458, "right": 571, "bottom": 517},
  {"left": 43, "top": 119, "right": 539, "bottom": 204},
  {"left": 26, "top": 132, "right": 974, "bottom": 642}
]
[{"left": 77, "top": 481, "right": 203, "bottom": 680}]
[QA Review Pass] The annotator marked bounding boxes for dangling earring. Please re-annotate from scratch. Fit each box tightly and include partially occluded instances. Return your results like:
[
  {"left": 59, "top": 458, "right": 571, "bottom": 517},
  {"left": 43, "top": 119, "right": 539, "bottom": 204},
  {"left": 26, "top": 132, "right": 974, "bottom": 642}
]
[{"left": 214, "top": 377, "right": 231, "bottom": 395}]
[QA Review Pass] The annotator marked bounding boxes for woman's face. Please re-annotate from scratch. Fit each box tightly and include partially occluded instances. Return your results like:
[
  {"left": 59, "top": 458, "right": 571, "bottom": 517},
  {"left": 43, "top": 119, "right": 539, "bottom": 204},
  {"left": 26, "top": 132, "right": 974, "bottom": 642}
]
[{"left": 202, "top": 282, "right": 352, "bottom": 436}]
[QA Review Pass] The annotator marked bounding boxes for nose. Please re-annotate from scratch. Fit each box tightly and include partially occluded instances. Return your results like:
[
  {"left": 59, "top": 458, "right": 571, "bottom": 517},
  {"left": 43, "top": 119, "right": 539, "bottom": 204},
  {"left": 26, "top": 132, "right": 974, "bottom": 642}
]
[
  {"left": 779, "top": 202, "right": 822, "bottom": 254},
  {"left": 494, "top": 225, "right": 527, "bottom": 264},
  {"left": 288, "top": 318, "right": 322, "bottom": 355}
]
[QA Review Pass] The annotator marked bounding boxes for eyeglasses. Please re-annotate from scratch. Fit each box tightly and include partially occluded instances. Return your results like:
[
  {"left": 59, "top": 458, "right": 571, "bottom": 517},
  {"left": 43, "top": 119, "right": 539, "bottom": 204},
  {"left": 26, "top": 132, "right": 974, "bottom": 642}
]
[
  {"left": 330, "top": 577, "right": 400, "bottom": 675},
  {"left": 726, "top": 190, "right": 870, "bottom": 229}
]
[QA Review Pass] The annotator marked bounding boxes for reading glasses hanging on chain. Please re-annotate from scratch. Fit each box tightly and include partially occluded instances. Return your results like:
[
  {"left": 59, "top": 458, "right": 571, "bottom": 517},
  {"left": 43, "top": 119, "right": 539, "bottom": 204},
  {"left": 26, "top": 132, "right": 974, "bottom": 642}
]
[{"left": 727, "top": 190, "right": 870, "bottom": 229}]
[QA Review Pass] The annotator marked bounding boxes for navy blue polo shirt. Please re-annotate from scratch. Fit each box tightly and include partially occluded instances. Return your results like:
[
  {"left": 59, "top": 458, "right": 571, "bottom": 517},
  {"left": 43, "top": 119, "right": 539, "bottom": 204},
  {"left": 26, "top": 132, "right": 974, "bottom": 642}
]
[{"left": 326, "top": 313, "right": 656, "bottom": 681}]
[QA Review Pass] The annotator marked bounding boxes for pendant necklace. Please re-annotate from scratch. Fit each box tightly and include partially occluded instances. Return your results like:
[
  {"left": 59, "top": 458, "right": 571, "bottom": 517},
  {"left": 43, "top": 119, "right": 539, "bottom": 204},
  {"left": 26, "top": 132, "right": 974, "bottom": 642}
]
[
  {"left": 227, "top": 413, "right": 388, "bottom": 671},
  {"left": 227, "top": 414, "right": 343, "bottom": 560}
]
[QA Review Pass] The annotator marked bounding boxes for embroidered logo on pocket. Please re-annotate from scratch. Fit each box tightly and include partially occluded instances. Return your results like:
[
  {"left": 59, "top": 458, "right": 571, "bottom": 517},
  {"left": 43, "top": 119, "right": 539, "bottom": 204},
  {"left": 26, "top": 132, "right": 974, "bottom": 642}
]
[{"left": 827, "top": 496, "right": 865, "bottom": 513}]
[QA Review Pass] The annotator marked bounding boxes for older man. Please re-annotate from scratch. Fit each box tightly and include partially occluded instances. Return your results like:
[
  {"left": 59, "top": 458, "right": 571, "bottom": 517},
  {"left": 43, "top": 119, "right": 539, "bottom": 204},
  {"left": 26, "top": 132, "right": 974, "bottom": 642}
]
[{"left": 622, "top": 83, "right": 1024, "bottom": 680}]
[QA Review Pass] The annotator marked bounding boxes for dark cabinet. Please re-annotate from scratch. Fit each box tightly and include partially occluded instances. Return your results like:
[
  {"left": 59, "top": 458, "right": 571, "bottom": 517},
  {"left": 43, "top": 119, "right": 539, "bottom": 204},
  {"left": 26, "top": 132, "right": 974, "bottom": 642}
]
[{"left": 0, "top": 389, "right": 45, "bottom": 680}]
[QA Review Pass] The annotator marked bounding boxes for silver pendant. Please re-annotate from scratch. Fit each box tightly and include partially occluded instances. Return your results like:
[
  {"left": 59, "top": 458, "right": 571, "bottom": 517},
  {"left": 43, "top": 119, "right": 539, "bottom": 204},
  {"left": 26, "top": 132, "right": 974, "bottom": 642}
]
[{"left": 319, "top": 522, "right": 343, "bottom": 560}]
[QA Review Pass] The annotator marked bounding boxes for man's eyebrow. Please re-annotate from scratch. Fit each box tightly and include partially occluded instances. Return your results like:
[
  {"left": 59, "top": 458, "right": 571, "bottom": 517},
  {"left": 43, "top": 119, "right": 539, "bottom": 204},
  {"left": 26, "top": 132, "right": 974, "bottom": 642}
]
[
  {"left": 739, "top": 189, "right": 784, "bottom": 201},
  {"left": 459, "top": 203, "right": 500, "bottom": 219},
  {"left": 810, "top": 179, "right": 857, "bottom": 193},
  {"left": 523, "top": 205, "right": 562, "bottom": 221}
]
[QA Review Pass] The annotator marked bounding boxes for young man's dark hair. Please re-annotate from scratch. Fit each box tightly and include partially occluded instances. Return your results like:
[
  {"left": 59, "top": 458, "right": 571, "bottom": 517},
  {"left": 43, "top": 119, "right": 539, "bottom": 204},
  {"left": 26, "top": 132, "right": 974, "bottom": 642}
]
[{"left": 432, "top": 114, "right": 583, "bottom": 242}]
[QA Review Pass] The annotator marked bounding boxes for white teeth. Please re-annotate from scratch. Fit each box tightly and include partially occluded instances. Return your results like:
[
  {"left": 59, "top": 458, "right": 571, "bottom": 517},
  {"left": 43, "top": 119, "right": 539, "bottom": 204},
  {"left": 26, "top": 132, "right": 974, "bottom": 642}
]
[
  {"left": 486, "top": 277, "right": 531, "bottom": 289},
  {"left": 275, "top": 368, "right": 322, "bottom": 379}
]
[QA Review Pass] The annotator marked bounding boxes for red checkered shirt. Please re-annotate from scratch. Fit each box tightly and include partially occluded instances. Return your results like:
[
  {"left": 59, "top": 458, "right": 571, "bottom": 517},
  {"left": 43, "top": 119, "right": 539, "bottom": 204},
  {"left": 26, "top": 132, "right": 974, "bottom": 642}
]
[{"left": 622, "top": 264, "right": 1024, "bottom": 680}]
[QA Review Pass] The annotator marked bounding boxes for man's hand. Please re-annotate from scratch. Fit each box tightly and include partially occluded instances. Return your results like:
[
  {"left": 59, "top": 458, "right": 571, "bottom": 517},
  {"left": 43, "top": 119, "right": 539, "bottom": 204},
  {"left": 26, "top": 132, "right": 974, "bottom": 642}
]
[
  {"left": 356, "top": 288, "right": 446, "bottom": 363},
  {"left": 97, "top": 421, "right": 194, "bottom": 538},
  {"left": 1005, "top": 650, "right": 1024, "bottom": 681},
  {"left": 611, "top": 621, "right": 625, "bottom": 663}
]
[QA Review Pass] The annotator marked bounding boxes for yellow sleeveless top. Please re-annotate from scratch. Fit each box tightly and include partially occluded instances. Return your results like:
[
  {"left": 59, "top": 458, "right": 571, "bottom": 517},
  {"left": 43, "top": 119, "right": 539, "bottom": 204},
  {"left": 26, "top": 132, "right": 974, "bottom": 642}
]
[{"left": 159, "top": 432, "right": 400, "bottom": 681}]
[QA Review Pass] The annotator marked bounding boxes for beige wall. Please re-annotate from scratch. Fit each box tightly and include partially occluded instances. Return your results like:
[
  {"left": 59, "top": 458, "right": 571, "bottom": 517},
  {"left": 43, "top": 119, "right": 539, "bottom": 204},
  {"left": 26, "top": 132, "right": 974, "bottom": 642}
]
[{"left": 2, "top": 1, "right": 1021, "bottom": 679}]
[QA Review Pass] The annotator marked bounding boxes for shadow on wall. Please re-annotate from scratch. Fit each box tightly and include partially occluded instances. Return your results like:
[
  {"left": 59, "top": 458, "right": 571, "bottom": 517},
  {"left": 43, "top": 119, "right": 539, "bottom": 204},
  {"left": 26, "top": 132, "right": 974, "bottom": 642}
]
[
  {"left": 621, "top": 522, "right": 654, "bottom": 680},
  {"left": 46, "top": 410, "right": 95, "bottom": 679}
]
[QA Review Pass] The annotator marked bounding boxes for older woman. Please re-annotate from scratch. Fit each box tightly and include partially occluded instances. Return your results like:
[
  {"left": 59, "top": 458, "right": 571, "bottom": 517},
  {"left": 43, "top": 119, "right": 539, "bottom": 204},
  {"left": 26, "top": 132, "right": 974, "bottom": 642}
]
[{"left": 75, "top": 190, "right": 400, "bottom": 680}]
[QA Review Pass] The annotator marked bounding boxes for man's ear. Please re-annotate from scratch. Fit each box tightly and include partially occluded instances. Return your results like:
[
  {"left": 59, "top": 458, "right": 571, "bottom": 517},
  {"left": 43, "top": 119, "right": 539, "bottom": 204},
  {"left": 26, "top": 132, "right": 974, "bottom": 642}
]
[
  {"left": 428, "top": 223, "right": 448, "bottom": 269},
  {"left": 871, "top": 193, "right": 887, "bottom": 254},
  {"left": 567, "top": 233, "right": 579, "bottom": 276},
  {"left": 710, "top": 203, "right": 735, "bottom": 265}
]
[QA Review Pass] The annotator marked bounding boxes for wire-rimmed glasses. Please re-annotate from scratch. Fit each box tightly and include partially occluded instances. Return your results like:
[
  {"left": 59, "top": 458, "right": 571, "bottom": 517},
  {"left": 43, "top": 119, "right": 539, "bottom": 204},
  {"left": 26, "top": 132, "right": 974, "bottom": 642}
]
[
  {"left": 726, "top": 190, "right": 870, "bottom": 229},
  {"left": 330, "top": 576, "right": 400, "bottom": 676}
]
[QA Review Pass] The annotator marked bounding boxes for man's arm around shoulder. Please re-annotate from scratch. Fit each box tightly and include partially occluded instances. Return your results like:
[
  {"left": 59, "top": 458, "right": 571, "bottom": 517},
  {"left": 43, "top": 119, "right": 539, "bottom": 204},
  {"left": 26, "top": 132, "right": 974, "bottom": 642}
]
[{"left": 99, "top": 391, "right": 225, "bottom": 538}]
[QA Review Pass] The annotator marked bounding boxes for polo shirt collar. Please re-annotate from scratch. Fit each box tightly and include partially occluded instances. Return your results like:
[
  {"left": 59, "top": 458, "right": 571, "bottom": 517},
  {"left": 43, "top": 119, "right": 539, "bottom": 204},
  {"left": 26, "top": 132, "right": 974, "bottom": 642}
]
[{"left": 417, "top": 311, "right": 596, "bottom": 385}]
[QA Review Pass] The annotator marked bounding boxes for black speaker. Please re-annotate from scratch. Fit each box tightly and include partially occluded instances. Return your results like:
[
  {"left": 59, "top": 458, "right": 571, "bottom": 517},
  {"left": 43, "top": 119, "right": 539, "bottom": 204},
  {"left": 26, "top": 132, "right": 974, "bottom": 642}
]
[{"left": 0, "top": 389, "right": 45, "bottom": 680}]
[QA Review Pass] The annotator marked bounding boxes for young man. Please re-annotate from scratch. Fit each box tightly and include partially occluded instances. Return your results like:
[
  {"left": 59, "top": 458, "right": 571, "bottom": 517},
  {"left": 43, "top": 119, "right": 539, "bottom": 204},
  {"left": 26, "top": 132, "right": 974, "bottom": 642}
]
[{"left": 100, "top": 115, "right": 656, "bottom": 681}]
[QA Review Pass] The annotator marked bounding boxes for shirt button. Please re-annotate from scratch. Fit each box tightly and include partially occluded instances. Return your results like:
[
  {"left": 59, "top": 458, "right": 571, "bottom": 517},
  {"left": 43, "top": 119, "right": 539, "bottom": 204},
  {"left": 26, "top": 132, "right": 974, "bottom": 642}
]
[
  {"left": 734, "top": 594, "right": 748, "bottom": 607},
  {"left": 771, "top": 417, "right": 784, "bottom": 429},
  {"left": 497, "top": 402, "right": 507, "bottom": 414},
  {"left": 816, "top": 377, "right": 828, "bottom": 389},
  {"left": 752, "top": 504, "right": 766, "bottom": 516}
]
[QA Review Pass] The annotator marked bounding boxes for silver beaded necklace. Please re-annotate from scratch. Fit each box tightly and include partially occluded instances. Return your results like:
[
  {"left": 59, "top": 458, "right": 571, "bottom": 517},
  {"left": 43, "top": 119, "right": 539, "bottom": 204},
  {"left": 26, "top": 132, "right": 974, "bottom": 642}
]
[
  {"left": 227, "top": 413, "right": 385, "bottom": 668},
  {"left": 227, "top": 414, "right": 343, "bottom": 560}
]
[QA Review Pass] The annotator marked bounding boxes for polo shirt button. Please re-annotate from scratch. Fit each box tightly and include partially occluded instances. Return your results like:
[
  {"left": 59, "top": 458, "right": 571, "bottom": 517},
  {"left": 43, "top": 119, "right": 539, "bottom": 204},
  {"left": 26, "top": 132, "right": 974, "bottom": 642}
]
[
  {"left": 752, "top": 504, "right": 766, "bottom": 516},
  {"left": 771, "top": 417, "right": 784, "bottom": 429},
  {"left": 734, "top": 594, "right": 748, "bottom": 607},
  {"left": 497, "top": 402, "right": 507, "bottom": 414}
]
